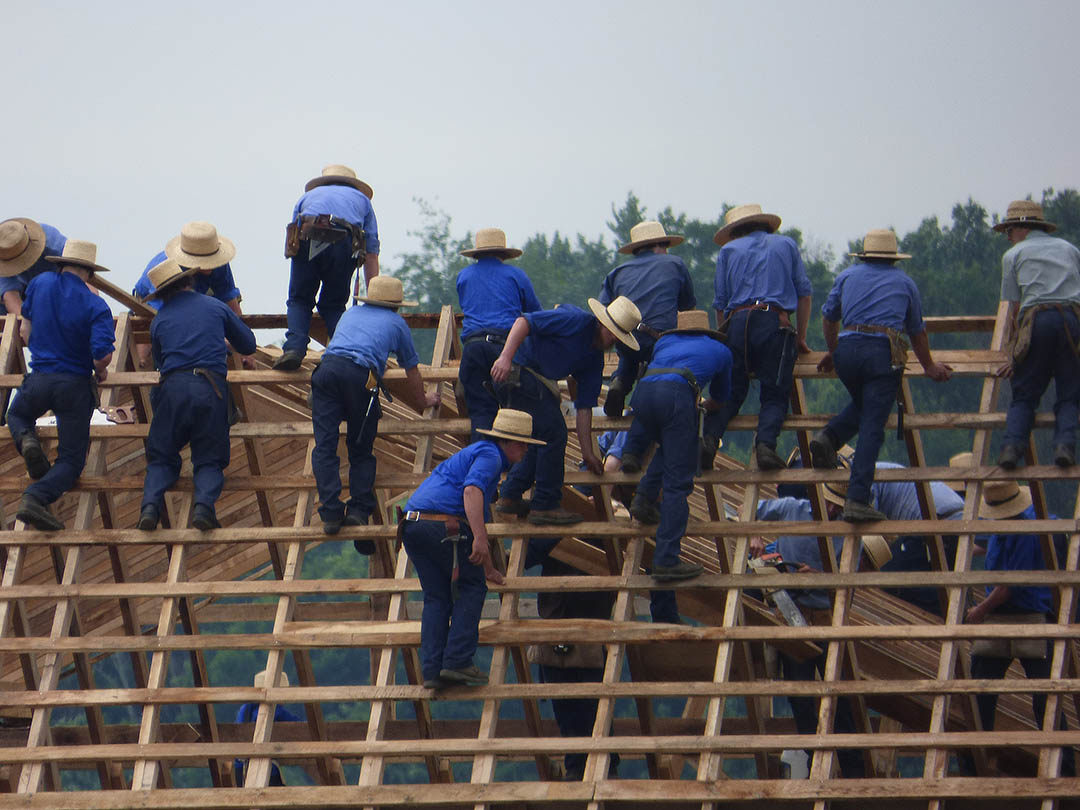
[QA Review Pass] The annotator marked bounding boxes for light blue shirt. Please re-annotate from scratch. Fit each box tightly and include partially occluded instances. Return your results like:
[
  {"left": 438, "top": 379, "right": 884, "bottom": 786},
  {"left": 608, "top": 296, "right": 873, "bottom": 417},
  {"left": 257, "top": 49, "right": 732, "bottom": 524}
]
[
  {"left": 713, "top": 231, "right": 812, "bottom": 313},
  {"left": 639, "top": 333, "right": 732, "bottom": 402},
  {"left": 293, "top": 185, "right": 380, "bottom": 255},
  {"left": 822, "top": 261, "right": 925, "bottom": 338},
  {"left": 756, "top": 497, "right": 844, "bottom": 609},
  {"left": 1000, "top": 230, "right": 1080, "bottom": 314},
  {"left": 324, "top": 304, "right": 419, "bottom": 376},
  {"left": 456, "top": 256, "right": 542, "bottom": 337},
  {"left": 0, "top": 223, "right": 67, "bottom": 297},
  {"left": 871, "top": 461, "right": 965, "bottom": 520},
  {"left": 599, "top": 252, "right": 696, "bottom": 331},
  {"left": 134, "top": 250, "right": 241, "bottom": 312}
]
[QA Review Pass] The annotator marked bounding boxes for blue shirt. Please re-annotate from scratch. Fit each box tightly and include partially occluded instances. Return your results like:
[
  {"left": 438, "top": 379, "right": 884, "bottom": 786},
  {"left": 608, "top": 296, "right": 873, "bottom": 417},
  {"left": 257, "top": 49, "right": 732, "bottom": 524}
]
[
  {"left": 324, "top": 304, "right": 420, "bottom": 376},
  {"left": 599, "top": 428, "right": 628, "bottom": 459},
  {"left": 871, "top": 461, "right": 965, "bottom": 520},
  {"left": 405, "top": 440, "right": 509, "bottom": 520},
  {"left": 234, "top": 703, "right": 302, "bottom": 785},
  {"left": 133, "top": 250, "right": 241, "bottom": 312},
  {"left": 756, "top": 497, "right": 844, "bottom": 609},
  {"left": 599, "top": 252, "right": 696, "bottom": 331},
  {"left": 515, "top": 306, "right": 604, "bottom": 409},
  {"left": 713, "top": 231, "right": 812, "bottom": 313},
  {"left": 982, "top": 505, "right": 1053, "bottom": 614},
  {"left": 0, "top": 224, "right": 67, "bottom": 297},
  {"left": 822, "top": 261, "right": 925, "bottom": 339},
  {"left": 456, "top": 257, "right": 542, "bottom": 337},
  {"left": 23, "top": 271, "right": 115, "bottom": 375},
  {"left": 151, "top": 290, "right": 256, "bottom": 376},
  {"left": 638, "top": 333, "right": 733, "bottom": 402},
  {"left": 293, "top": 185, "right": 380, "bottom": 255}
]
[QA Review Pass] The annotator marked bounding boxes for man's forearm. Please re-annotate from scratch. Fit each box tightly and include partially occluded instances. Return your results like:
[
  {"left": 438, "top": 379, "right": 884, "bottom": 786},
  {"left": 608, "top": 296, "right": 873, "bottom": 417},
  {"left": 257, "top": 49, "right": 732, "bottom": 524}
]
[
  {"left": 498, "top": 318, "right": 530, "bottom": 363},
  {"left": 3, "top": 291, "right": 22, "bottom": 316},
  {"left": 363, "top": 254, "right": 379, "bottom": 285},
  {"left": 463, "top": 486, "right": 487, "bottom": 543},
  {"left": 822, "top": 319, "right": 840, "bottom": 352},
  {"left": 404, "top": 366, "right": 430, "bottom": 413},
  {"left": 910, "top": 330, "right": 934, "bottom": 368},
  {"left": 575, "top": 408, "right": 594, "bottom": 458},
  {"left": 796, "top": 296, "right": 811, "bottom": 342}
]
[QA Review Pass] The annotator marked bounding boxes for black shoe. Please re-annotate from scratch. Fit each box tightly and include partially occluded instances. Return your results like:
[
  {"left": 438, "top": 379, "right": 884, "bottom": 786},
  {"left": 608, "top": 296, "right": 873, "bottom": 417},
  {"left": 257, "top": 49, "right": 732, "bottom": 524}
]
[
  {"left": 755, "top": 443, "right": 786, "bottom": 471},
  {"left": 494, "top": 497, "right": 531, "bottom": 517},
  {"left": 19, "top": 434, "right": 50, "bottom": 480},
  {"left": 808, "top": 431, "right": 838, "bottom": 469},
  {"left": 620, "top": 452, "right": 642, "bottom": 474},
  {"left": 997, "top": 444, "right": 1022, "bottom": 470},
  {"left": 842, "top": 498, "right": 886, "bottom": 523},
  {"left": 345, "top": 512, "right": 375, "bottom": 555},
  {"left": 322, "top": 516, "right": 343, "bottom": 536},
  {"left": 1053, "top": 444, "right": 1075, "bottom": 468},
  {"left": 191, "top": 504, "right": 221, "bottom": 531},
  {"left": 630, "top": 494, "right": 661, "bottom": 525},
  {"left": 16, "top": 493, "right": 63, "bottom": 532},
  {"left": 603, "top": 379, "right": 626, "bottom": 418},
  {"left": 423, "top": 676, "right": 446, "bottom": 690},
  {"left": 699, "top": 433, "right": 720, "bottom": 471},
  {"left": 136, "top": 505, "right": 159, "bottom": 531},
  {"left": 272, "top": 351, "right": 304, "bottom": 371},
  {"left": 439, "top": 665, "right": 488, "bottom": 686},
  {"left": 652, "top": 560, "right": 705, "bottom": 582},
  {"left": 528, "top": 507, "right": 584, "bottom": 526}
]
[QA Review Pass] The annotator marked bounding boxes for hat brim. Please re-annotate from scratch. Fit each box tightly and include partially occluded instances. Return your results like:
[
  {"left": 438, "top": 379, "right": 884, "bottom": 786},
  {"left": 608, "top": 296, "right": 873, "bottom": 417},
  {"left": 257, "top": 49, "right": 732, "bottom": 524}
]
[
  {"left": 305, "top": 175, "right": 374, "bottom": 199},
  {"left": 713, "top": 213, "right": 781, "bottom": 247},
  {"left": 862, "top": 534, "right": 892, "bottom": 569},
  {"left": 460, "top": 247, "right": 524, "bottom": 259},
  {"left": 145, "top": 266, "right": 201, "bottom": 300},
  {"left": 993, "top": 219, "right": 1057, "bottom": 233},
  {"left": 617, "top": 234, "right": 685, "bottom": 255},
  {"left": 0, "top": 218, "right": 47, "bottom": 277},
  {"left": 356, "top": 297, "right": 418, "bottom": 309},
  {"left": 848, "top": 251, "right": 912, "bottom": 261},
  {"left": 43, "top": 255, "right": 110, "bottom": 274},
  {"left": 165, "top": 234, "right": 237, "bottom": 270},
  {"left": 588, "top": 298, "right": 640, "bottom": 351},
  {"left": 660, "top": 326, "right": 727, "bottom": 342},
  {"left": 476, "top": 427, "right": 546, "bottom": 446},
  {"left": 979, "top": 485, "right": 1033, "bottom": 519}
]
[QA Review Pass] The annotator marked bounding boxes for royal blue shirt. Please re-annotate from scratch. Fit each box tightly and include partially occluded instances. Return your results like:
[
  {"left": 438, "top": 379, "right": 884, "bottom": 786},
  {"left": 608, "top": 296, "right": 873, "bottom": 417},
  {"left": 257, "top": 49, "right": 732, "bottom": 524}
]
[
  {"left": 599, "top": 252, "right": 696, "bottom": 331},
  {"left": 756, "top": 497, "right": 844, "bottom": 609},
  {"left": 822, "top": 261, "right": 925, "bottom": 339},
  {"left": 405, "top": 440, "right": 510, "bottom": 520},
  {"left": 515, "top": 305, "right": 604, "bottom": 409},
  {"left": 133, "top": 250, "right": 241, "bottom": 312},
  {"left": 324, "top": 304, "right": 420, "bottom": 376},
  {"left": 713, "top": 231, "right": 812, "bottom": 313},
  {"left": 151, "top": 290, "right": 256, "bottom": 377},
  {"left": 982, "top": 505, "right": 1053, "bottom": 613},
  {"left": 638, "top": 333, "right": 733, "bottom": 402},
  {"left": 23, "top": 271, "right": 114, "bottom": 375},
  {"left": 456, "top": 257, "right": 542, "bottom": 338},
  {"left": 293, "top": 185, "right": 380, "bottom": 255},
  {"left": 871, "top": 461, "right": 965, "bottom": 520},
  {"left": 234, "top": 703, "right": 302, "bottom": 785},
  {"left": 0, "top": 224, "right": 67, "bottom": 297}
]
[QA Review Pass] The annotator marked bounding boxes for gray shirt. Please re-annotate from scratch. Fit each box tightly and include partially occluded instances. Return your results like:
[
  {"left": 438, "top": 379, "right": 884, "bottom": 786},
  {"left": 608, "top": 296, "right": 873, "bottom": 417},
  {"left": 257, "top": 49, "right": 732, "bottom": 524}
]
[
  {"left": 1000, "top": 230, "right": 1080, "bottom": 314},
  {"left": 757, "top": 497, "right": 845, "bottom": 609}
]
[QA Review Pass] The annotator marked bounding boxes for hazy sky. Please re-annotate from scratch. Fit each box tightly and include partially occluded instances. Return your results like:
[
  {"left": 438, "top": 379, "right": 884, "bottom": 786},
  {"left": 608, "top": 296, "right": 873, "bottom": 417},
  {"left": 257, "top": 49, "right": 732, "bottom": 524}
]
[{"left": 5, "top": 0, "right": 1079, "bottom": 319}]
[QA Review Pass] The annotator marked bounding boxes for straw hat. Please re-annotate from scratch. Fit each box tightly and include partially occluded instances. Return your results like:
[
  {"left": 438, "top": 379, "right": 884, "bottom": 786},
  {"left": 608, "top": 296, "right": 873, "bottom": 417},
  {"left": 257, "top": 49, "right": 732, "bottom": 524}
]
[
  {"left": 618, "top": 221, "right": 685, "bottom": 255},
  {"left": 588, "top": 296, "right": 642, "bottom": 351},
  {"left": 43, "top": 240, "right": 110, "bottom": 274},
  {"left": 862, "top": 534, "right": 892, "bottom": 569},
  {"left": 993, "top": 200, "right": 1056, "bottom": 233},
  {"left": 476, "top": 408, "right": 546, "bottom": 445},
  {"left": 661, "top": 309, "right": 725, "bottom": 341},
  {"left": 357, "top": 276, "right": 418, "bottom": 308},
  {"left": 978, "top": 480, "right": 1033, "bottom": 519},
  {"left": 820, "top": 454, "right": 852, "bottom": 507},
  {"left": 165, "top": 221, "right": 236, "bottom": 270},
  {"left": 460, "top": 228, "right": 523, "bottom": 259},
  {"left": 945, "top": 451, "right": 973, "bottom": 493},
  {"left": 253, "top": 669, "right": 289, "bottom": 689},
  {"left": 713, "top": 204, "right": 782, "bottom": 247},
  {"left": 304, "top": 164, "right": 374, "bottom": 199},
  {"left": 145, "top": 257, "right": 199, "bottom": 299},
  {"left": 848, "top": 229, "right": 911, "bottom": 260},
  {"left": 0, "top": 218, "right": 47, "bottom": 277}
]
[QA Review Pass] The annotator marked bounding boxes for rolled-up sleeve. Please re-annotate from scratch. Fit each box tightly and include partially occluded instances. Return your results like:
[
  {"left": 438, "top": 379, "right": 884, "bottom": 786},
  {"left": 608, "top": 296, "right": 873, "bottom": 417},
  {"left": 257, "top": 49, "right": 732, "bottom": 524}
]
[
  {"left": 364, "top": 205, "right": 380, "bottom": 255},
  {"left": 712, "top": 254, "right": 730, "bottom": 312},
  {"left": 90, "top": 302, "right": 116, "bottom": 360},
  {"left": 904, "top": 280, "right": 926, "bottom": 336},
  {"left": 1000, "top": 252, "right": 1020, "bottom": 302},
  {"left": 821, "top": 274, "right": 844, "bottom": 322}
]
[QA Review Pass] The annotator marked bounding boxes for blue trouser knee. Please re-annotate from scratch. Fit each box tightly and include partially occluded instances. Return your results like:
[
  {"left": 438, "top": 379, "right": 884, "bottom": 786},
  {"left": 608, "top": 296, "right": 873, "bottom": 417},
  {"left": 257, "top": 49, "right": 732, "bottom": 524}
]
[
  {"left": 498, "top": 372, "right": 567, "bottom": 510},
  {"left": 402, "top": 519, "right": 487, "bottom": 681},
  {"left": 1004, "top": 308, "right": 1080, "bottom": 450},
  {"left": 142, "top": 372, "right": 230, "bottom": 512},
  {"left": 458, "top": 339, "right": 503, "bottom": 442},
  {"left": 311, "top": 355, "right": 380, "bottom": 523},
  {"left": 283, "top": 240, "right": 355, "bottom": 354},
  {"left": 825, "top": 337, "right": 901, "bottom": 506},
  {"left": 7, "top": 373, "right": 95, "bottom": 504}
]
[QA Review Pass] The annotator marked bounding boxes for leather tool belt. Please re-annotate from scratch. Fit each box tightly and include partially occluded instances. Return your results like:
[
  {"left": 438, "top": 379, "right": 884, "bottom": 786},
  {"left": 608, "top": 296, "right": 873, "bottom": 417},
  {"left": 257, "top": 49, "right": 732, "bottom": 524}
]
[
  {"left": 162, "top": 367, "right": 224, "bottom": 399},
  {"left": 1010, "top": 302, "right": 1080, "bottom": 366},
  {"left": 284, "top": 215, "right": 366, "bottom": 259},
  {"left": 463, "top": 331, "right": 508, "bottom": 347},
  {"left": 730, "top": 301, "right": 793, "bottom": 330},
  {"left": 845, "top": 323, "right": 911, "bottom": 371}
]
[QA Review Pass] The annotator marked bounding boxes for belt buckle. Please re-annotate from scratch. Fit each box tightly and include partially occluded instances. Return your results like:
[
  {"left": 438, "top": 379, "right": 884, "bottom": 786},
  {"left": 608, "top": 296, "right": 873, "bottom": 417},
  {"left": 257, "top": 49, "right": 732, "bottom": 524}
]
[{"left": 405, "top": 510, "right": 420, "bottom": 522}]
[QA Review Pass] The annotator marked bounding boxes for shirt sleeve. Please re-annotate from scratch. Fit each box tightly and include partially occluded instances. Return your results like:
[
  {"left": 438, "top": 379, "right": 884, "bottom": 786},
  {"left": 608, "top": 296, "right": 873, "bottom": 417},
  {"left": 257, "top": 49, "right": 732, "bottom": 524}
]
[
  {"left": 0, "top": 274, "right": 27, "bottom": 297},
  {"left": 518, "top": 271, "right": 543, "bottom": 313},
  {"left": 222, "top": 304, "right": 257, "bottom": 355},
  {"left": 90, "top": 300, "right": 116, "bottom": 361},
  {"left": 821, "top": 273, "right": 844, "bottom": 322},
  {"left": 462, "top": 444, "right": 503, "bottom": 492},
  {"left": 791, "top": 242, "right": 813, "bottom": 298},
  {"left": 904, "top": 277, "right": 926, "bottom": 336},
  {"left": 712, "top": 253, "right": 730, "bottom": 312},
  {"left": 211, "top": 264, "right": 241, "bottom": 303},
  {"left": 393, "top": 318, "right": 421, "bottom": 370},
  {"left": 598, "top": 269, "right": 616, "bottom": 306},
  {"left": 707, "top": 344, "right": 732, "bottom": 402},
  {"left": 677, "top": 262, "right": 697, "bottom": 310},
  {"left": 999, "top": 249, "right": 1020, "bottom": 302},
  {"left": 363, "top": 203, "right": 380, "bottom": 255},
  {"left": 19, "top": 276, "right": 35, "bottom": 319}
]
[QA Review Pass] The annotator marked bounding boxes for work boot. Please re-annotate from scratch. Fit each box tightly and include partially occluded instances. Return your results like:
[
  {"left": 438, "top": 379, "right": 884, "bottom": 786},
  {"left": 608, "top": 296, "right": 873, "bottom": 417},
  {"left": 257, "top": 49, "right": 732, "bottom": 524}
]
[
  {"left": 19, "top": 433, "right": 50, "bottom": 480},
  {"left": 997, "top": 444, "right": 1023, "bottom": 470},
  {"left": 699, "top": 433, "right": 720, "bottom": 471},
  {"left": 620, "top": 452, "right": 642, "bottom": 474},
  {"left": 423, "top": 675, "right": 446, "bottom": 690},
  {"left": 755, "top": 443, "right": 786, "bottom": 471},
  {"left": 439, "top": 665, "right": 488, "bottom": 686},
  {"left": 322, "top": 515, "right": 343, "bottom": 536},
  {"left": 528, "top": 507, "right": 583, "bottom": 526},
  {"left": 652, "top": 560, "right": 705, "bottom": 582},
  {"left": 16, "top": 493, "right": 63, "bottom": 532},
  {"left": 191, "top": 504, "right": 221, "bottom": 531},
  {"left": 842, "top": 498, "right": 886, "bottom": 523},
  {"left": 1053, "top": 444, "right": 1075, "bottom": 468},
  {"left": 272, "top": 351, "right": 304, "bottom": 371},
  {"left": 808, "top": 431, "right": 838, "bottom": 469},
  {"left": 603, "top": 378, "right": 627, "bottom": 418},
  {"left": 494, "top": 497, "right": 531, "bottom": 517},
  {"left": 136, "top": 504, "right": 160, "bottom": 531},
  {"left": 345, "top": 512, "right": 375, "bottom": 555},
  {"left": 629, "top": 494, "right": 661, "bottom": 525}
]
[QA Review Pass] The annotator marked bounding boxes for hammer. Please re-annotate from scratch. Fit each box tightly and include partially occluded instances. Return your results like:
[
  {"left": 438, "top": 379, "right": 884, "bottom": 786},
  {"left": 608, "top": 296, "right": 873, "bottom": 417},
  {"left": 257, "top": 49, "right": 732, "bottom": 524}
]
[{"left": 441, "top": 533, "right": 466, "bottom": 600}]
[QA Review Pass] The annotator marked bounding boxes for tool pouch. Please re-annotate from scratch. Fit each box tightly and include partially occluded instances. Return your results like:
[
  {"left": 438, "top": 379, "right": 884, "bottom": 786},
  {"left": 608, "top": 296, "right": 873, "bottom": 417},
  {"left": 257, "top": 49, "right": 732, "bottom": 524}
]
[
  {"left": 350, "top": 227, "right": 367, "bottom": 260},
  {"left": 527, "top": 642, "right": 606, "bottom": 669},
  {"left": 284, "top": 221, "right": 301, "bottom": 258},
  {"left": 970, "top": 612, "right": 1047, "bottom": 659},
  {"left": 1009, "top": 308, "right": 1036, "bottom": 366},
  {"left": 885, "top": 327, "right": 911, "bottom": 371}
]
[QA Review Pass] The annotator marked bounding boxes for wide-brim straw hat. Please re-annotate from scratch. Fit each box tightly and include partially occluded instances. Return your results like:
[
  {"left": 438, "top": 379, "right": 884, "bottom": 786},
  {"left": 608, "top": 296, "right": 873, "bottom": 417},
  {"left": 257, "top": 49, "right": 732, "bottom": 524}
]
[
  {"left": 979, "top": 480, "right": 1033, "bottom": 519},
  {"left": 945, "top": 451, "right": 973, "bottom": 493},
  {"left": 476, "top": 408, "right": 546, "bottom": 445},
  {"left": 848, "top": 229, "right": 911, "bottom": 260},
  {"left": 713, "top": 204, "right": 782, "bottom": 247},
  {"left": 165, "top": 221, "right": 236, "bottom": 270},
  {"left": 254, "top": 669, "right": 289, "bottom": 688},
  {"left": 820, "top": 454, "right": 854, "bottom": 507},
  {"left": 304, "top": 164, "right": 374, "bottom": 199},
  {"left": 661, "top": 309, "right": 725, "bottom": 341},
  {"left": 618, "top": 220, "right": 685, "bottom": 255},
  {"left": 862, "top": 534, "right": 892, "bottom": 569},
  {"left": 357, "top": 276, "right": 418, "bottom": 308},
  {"left": 460, "top": 227, "right": 523, "bottom": 259},
  {"left": 145, "top": 257, "right": 199, "bottom": 300},
  {"left": 992, "top": 199, "right": 1056, "bottom": 233},
  {"left": 43, "top": 239, "right": 111, "bottom": 274},
  {"left": 588, "top": 296, "right": 641, "bottom": 351},
  {"left": 0, "top": 218, "right": 47, "bottom": 277}
]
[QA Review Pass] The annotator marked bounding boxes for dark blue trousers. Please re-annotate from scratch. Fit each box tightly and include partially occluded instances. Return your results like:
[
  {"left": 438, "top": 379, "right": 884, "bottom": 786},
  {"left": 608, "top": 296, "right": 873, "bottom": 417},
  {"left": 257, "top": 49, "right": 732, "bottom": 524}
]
[
  {"left": 1004, "top": 308, "right": 1080, "bottom": 451},
  {"left": 458, "top": 338, "right": 503, "bottom": 443},
  {"left": 7, "top": 373, "right": 96, "bottom": 505},
  {"left": 142, "top": 372, "right": 230, "bottom": 512},
  {"left": 311, "top": 355, "right": 380, "bottom": 524},
  {"left": 401, "top": 519, "right": 487, "bottom": 681},
  {"left": 283, "top": 239, "right": 355, "bottom": 354},
  {"left": 539, "top": 664, "right": 619, "bottom": 778},
  {"left": 823, "top": 337, "right": 901, "bottom": 506},
  {"left": 498, "top": 371, "right": 567, "bottom": 510},
  {"left": 704, "top": 309, "right": 796, "bottom": 448},
  {"left": 612, "top": 331, "right": 657, "bottom": 390}
]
